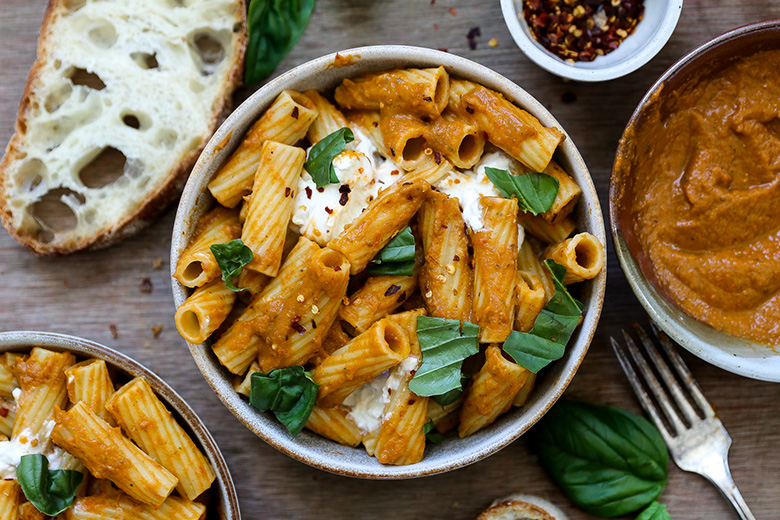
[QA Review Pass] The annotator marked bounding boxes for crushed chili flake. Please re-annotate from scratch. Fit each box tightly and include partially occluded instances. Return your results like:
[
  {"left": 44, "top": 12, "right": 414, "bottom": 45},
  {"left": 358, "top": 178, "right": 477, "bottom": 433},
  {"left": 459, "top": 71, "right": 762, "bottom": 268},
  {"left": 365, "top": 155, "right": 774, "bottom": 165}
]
[
  {"left": 291, "top": 322, "right": 306, "bottom": 334},
  {"left": 453, "top": 254, "right": 460, "bottom": 261},
  {"left": 109, "top": 324, "right": 119, "bottom": 339},
  {"left": 385, "top": 284, "right": 402, "bottom": 297},
  {"left": 391, "top": 169, "right": 400, "bottom": 176},
  {"left": 433, "top": 23, "right": 439, "bottom": 31},
  {"left": 434, "top": 151, "right": 442, "bottom": 164},
  {"left": 372, "top": 121, "right": 379, "bottom": 127},
  {"left": 151, "top": 323, "right": 163, "bottom": 337},
  {"left": 305, "top": 186, "right": 313, "bottom": 199},
  {"left": 325, "top": 206, "right": 333, "bottom": 214},
  {"left": 410, "top": 369, "right": 417, "bottom": 377},
  {"left": 291, "top": 106, "right": 299, "bottom": 119},
  {"left": 408, "top": 398, "right": 416, "bottom": 405},
  {"left": 311, "top": 320, "right": 317, "bottom": 329},
  {"left": 285, "top": 187, "right": 292, "bottom": 197},
  {"left": 317, "top": 187, "right": 325, "bottom": 193},
  {"left": 0, "top": 408, "right": 7, "bottom": 418},
  {"left": 449, "top": 7, "right": 457, "bottom": 16},
  {"left": 439, "top": 48, "right": 449, "bottom": 53},
  {"left": 423, "top": 96, "right": 433, "bottom": 102},
  {"left": 338, "top": 184, "right": 351, "bottom": 206},
  {"left": 389, "top": 146, "right": 396, "bottom": 156},
  {"left": 139, "top": 278, "right": 153, "bottom": 294},
  {"left": 397, "top": 291, "right": 407, "bottom": 303},
  {"left": 467, "top": 26, "right": 481, "bottom": 50},
  {"left": 523, "top": 0, "right": 644, "bottom": 62},
  {"left": 334, "top": 265, "right": 342, "bottom": 272},
  {"left": 292, "top": 315, "right": 302, "bottom": 323}
]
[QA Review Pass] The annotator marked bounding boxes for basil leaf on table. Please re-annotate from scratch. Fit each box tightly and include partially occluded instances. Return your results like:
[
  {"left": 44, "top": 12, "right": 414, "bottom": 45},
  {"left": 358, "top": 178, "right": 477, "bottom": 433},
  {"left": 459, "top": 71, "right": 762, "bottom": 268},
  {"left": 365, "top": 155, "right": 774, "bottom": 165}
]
[
  {"left": 17, "top": 454, "right": 83, "bottom": 516},
  {"left": 485, "top": 167, "right": 559, "bottom": 215},
  {"left": 367, "top": 226, "right": 416, "bottom": 276},
  {"left": 250, "top": 365, "right": 319, "bottom": 437},
  {"left": 304, "top": 127, "right": 354, "bottom": 189},
  {"left": 502, "top": 260, "right": 583, "bottom": 372},
  {"left": 408, "top": 317, "right": 480, "bottom": 398},
  {"left": 533, "top": 400, "right": 669, "bottom": 517},
  {"left": 245, "top": 0, "right": 316, "bottom": 84},
  {"left": 422, "top": 419, "right": 446, "bottom": 444},
  {"left": 210, "top": 239, "right": 253, "bottom": 291},
  {"left": 636, "top": 501, "right": 672, "bottom": 520}
]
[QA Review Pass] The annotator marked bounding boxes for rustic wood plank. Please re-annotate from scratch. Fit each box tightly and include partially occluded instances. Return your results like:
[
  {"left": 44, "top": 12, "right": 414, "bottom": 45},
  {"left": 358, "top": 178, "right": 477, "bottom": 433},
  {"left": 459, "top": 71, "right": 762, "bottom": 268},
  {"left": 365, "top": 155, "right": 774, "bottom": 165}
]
[{"left": 1, "top": 1, "right": 779, "bottom": 519}]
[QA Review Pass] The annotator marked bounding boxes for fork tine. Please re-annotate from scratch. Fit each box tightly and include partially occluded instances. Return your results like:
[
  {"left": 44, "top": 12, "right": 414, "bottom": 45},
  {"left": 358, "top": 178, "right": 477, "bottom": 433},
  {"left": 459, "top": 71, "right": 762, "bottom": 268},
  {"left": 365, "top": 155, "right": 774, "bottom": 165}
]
[
  {"left": 622, "top": 329, "right": 687, "bottom": 436},
  {"left": 610, "top": 336, "right": 674, "bottom": 444},
  {"left": 634, "top": 324, "right": 702, "bottom": 425},
  {"left": 649, "top": 322, "right": 715, "bottom": 418}
]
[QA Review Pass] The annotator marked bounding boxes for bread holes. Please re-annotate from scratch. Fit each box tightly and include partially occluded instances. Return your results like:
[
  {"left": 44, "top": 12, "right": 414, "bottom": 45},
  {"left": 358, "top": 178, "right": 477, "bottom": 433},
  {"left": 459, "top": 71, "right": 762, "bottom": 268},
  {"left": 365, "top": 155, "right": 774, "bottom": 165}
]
[
  {"left": 29, "top": 188, "right": 86, "bottom": 241},
  {"left": 87, "top": 20, "right": 117, "bottom": 49},
  {"left": 121, "top": 111, "right": 151, "bottom": 131},
  {"left": 78, "top": 147, "right": 127, "bottom": 189},
  {"left": 131, "top": 52, "right": 159, "bottom": 70},
  {"left": 62, "top": 0, "right": 86, "bottom": 11},
  {"left": 190, "top": 32, "right": 225, "bottom": 75},
  {"left": 44, "top": 83, "right": 73, "bottom": 113},
  {"left": 122, "top": 115, "right": 140, "bottom": 129},
  {"left": 67, "top": 67, "right": 106, "bottom": 91},
  {"left": 14, "top": 158, "right": 47, "bottom": 192}
]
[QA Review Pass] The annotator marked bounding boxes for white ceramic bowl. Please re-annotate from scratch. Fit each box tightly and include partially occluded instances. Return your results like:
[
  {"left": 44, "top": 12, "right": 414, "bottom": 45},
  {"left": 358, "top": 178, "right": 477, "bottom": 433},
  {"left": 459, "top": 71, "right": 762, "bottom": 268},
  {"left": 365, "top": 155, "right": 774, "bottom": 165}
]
[
  {"left": 610, "top": 21, "right": 780, "bottom": 382},
  {"left": 171, "top": 45, "right": 606, "bottom": 478},
  {"left": 501, "top": 0, "right": 683, "bottom": 82},
  {"left": 0, "top": 331, "right": 241, "bottom": 519}
]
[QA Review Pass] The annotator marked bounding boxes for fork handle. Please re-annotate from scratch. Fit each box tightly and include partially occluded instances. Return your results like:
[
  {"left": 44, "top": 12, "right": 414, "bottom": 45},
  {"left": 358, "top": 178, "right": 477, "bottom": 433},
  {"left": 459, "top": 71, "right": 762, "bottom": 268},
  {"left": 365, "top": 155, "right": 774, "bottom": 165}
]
[{"left": 701, "top": 457, "right": 756, "bottom": 520}]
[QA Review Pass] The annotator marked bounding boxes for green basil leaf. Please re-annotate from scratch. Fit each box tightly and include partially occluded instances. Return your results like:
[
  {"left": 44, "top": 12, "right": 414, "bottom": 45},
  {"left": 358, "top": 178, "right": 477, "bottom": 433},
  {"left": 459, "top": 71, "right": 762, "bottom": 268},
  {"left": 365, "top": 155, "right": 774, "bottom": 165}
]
[
  {"left": 533, "top": 400, "right": 669, "bottom": 517},
  {"left": 485, "top": 167, "right": 559, "bottom": 215},
  {"left": 432, "top": 373, "right": 469, "bottom": 406},
  {"left": 367, "top": 226, "right": 416, "bottom": 276},
  {"left": 210, "top": 239, "right": 253, "bottom": 292},
  {"left": 502, "top": 260, "right": 583, "bottom": 372},
  {"left": 636, "top": 502, "right": 672, "bottom": 520},
  {"left": 408, "top": 317, "right": 479, "bottom": 397},
  {"left": 250, "top": 366, "right": 319, "bottom": 437},
  {"left": 245, "top": 0, "right": 316, "bottom": 84},
  {"left": 423, "top": 419, "right": 446, "bottom": 444},
  {"left": 304, "top": 127, "right": 354, "bottom": 188},
  {"left": 17, "top": 454, "right": 84, "bottom": 516}
]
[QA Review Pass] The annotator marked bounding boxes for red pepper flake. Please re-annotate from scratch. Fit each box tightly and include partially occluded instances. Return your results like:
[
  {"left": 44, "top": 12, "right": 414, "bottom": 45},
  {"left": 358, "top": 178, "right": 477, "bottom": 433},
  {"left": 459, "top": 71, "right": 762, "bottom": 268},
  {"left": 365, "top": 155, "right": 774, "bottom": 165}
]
[
  {"left": 410, "top": 369, "right": 417, "bottom": 377},
  {"left": 397, "top": 291, "right": 407, "bottom": 303},
  {"left": 433, "top": 23, "right": 439, "bottom": 31},
  {"left": 522, "top": 0, "right": 644, "bottom": 62},
  {"left": 454, "top": 254, "right": 460, "bottom": 261},
  {"left": 291, "top": 322, "right": 306, "bottom": 334},
  {"left": 449, "top": 7, "right": 457, "bottom": 15},
  {"left": 109, "top": 324, "right": 119, "bottom": 339},
  {"left": 430, "top": 0, "right": 434, "bottom": 4},
  {"left": 483, "top": 131, "right": 490, "bottom": 141},
  {"left": 391, "top": 170, "right": 400, "bottom": 176},
  {"left": 325, "top": 206, "right": 333, "bottom": 214},
  {"left": 312, "top": 320, "right": 317, "bottom": 329},
  {"left": 317, "top": 187, "right": 325, "bottom": 193},
  {"left": 423, "top": 96, "right": 433, "bottom": 102},
  {"left": 291, "top": 106, "right": 299, "bottom": 119},
  {"left": 0, "top": 408, "right": 9, "bottom": 418},
  {"left": 467, "top": 26, "right": 481, "bottom": 50},
  {"left": 434, "top": 151, "right": 442, "bottom": 164},
  {"left": 292, "top": 315, "right": 302, "bottom": 323},
  {"left": 305, "top": 186, "right": 313, "bottom": 199},
  {"left": 402, "top": 181, "right": 412, "bottom": 186},
  {"left": 338, "top": 184, "right": 351, "bottom": 206},
  {"left": 139, "top": 278, "right": 152, "bottom": 294},
  {"left": 389, "top": 146, "right": 396, "bottom": 157},
  {"left": 285, "top": 187, "right": 292, "bottom": 197},
  {"left": 385, "top": 284, "right": 401, "bottom": 297},
  {"left": 334, "top": 265, "right": 342, "bottom": 272},
  {"left": 372, "top": 121, "right": 379, "bottom": 127},
  {"left": 465, "top": 106, "right": 475, "bottom": 114},
  {"left": 439, "top": 48, "right": 449, "bottom": 52},
  {"left": 407, "top": 398, "right": 416, "bottom": 405}
]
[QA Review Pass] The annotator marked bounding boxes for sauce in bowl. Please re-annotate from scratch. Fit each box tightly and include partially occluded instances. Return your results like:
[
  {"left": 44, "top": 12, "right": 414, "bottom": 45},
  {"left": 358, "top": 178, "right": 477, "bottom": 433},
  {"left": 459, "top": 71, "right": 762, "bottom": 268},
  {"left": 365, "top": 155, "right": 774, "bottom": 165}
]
[{"left": 615, "top": 49, "right": 780, "bottom": 346}]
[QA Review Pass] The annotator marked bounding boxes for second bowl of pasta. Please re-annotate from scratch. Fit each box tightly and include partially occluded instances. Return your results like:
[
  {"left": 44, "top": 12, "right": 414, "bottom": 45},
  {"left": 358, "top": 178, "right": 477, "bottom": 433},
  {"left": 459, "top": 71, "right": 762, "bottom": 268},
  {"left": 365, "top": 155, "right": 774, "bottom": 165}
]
[{"left": 171, "top": 45, "right": 606, "bottom": 478}]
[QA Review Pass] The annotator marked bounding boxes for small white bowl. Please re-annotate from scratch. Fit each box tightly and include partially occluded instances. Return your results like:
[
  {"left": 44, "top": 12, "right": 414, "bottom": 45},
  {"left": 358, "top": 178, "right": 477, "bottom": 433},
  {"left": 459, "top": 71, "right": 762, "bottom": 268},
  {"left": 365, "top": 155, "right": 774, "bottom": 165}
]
[
  {"left": 501, "top": 0, "right": 683, "bottom": 82},
  {"left": 171, "top": 45, "right": 606, "bottom": 478}
]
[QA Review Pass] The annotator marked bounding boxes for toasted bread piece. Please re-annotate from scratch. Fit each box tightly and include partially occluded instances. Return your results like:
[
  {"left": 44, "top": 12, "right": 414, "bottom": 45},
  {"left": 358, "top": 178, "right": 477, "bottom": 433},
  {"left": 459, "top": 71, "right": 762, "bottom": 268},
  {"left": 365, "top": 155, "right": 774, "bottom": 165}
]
[
  {"left": 477, "top": 494, "right": 569, "bottom": 520},
  {"left": 0, "top": 0, "right": 246, "bottom": 255}
]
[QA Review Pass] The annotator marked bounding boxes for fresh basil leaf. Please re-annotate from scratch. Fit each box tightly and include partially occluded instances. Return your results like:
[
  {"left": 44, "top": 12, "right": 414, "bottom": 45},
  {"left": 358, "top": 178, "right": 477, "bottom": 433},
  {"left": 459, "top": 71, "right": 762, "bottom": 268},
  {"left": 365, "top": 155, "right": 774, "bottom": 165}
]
[
  {"left": 502, "top": 331, "right": 565, "bottom": 373},
  {"left": 17, "top": 454, "right": 83, "bottom": 516},
  {"left": 367, "top": 226, "right": 416, "bottom": 276},
  {"left": 485, "top": 167, "right": 559, "bottom": 215},
  {"left": 544, "top": 259, "right": 584, "bottom": 317},
  {"left": 432, "top": 373, "right": 469, "bottom": 406},
  {"left": 250, "top": 366, "right": 319, "bottom": 437},
  {"left": 304, "top": 127, "right": 354, "bottom": 188},
  {"left": 408, "top": 317, "right": 479, "bottom": 397},
  {"left": 533, "top": 400, "right": 669, "bottom": 517},
  {"left": 423, "top": 419, "right": 446, "bottom": 444},
  {"left": 245, "top": 0, "right": 316, "bottom": 84},
  {"left": 636, "top": 502, "right": 672, "bottom": 520},
  {"left": 210, "top": 239, "right": 253, "bottom": 292}
]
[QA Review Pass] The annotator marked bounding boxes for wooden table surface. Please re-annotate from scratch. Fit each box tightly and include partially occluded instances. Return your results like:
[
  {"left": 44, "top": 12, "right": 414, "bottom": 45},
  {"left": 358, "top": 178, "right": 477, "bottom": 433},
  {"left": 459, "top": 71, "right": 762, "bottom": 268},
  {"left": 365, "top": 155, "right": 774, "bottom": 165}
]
[{"left": 2, "top": 1, "right": 779, "bottom": 519}]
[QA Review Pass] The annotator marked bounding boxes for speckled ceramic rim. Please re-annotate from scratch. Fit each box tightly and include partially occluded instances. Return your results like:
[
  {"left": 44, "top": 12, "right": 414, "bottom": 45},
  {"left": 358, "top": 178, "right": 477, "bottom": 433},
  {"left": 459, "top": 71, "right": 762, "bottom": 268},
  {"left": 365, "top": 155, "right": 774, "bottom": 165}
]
[
  {"left": 610, "top": 21, "right": 780, "bottom": 382},
  {"left": 171, "top": 45, "right": 607, "bottom": 478},
  {"left": 500, "top": 0, "right": 683, "bottom": 82},
  {"left": 0, "top": 331, "right": 241, "bottom": 519}
]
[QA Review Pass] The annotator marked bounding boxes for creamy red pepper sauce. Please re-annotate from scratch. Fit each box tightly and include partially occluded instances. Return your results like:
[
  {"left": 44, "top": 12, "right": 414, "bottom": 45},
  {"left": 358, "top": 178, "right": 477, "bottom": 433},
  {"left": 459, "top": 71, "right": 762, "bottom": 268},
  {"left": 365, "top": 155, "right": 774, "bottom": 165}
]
[{"left": 621, "top": 50, "right": 780, "bottom": 346}]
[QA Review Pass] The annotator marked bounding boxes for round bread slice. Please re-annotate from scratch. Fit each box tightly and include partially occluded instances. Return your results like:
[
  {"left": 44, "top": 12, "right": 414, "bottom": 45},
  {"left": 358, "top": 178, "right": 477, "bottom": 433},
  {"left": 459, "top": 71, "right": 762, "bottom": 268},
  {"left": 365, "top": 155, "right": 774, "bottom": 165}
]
[
  {"left": 0, "top": 0, "right": 246, "bottom": 255},
  {"left": 477, "top": 494, "right": 569, "bottom": 520}
]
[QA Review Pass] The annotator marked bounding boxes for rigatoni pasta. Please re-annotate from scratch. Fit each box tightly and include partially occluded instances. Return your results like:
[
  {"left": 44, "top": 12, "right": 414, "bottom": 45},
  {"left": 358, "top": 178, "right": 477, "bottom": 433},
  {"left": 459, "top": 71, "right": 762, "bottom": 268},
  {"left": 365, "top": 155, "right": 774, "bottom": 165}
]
[{"left": 174, "top": 67, "right": 604, "bottom": 466}]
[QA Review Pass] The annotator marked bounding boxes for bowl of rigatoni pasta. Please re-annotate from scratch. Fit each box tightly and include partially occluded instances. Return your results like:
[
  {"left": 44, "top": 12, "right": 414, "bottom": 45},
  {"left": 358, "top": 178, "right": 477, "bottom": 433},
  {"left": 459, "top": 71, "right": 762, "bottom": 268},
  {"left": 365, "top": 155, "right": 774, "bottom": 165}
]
[
  {"left": 170, "top": 45, "right": 606, "bottom": 478},
  {"left": 0, "top": 331, "right": 239, "bottom": 519}
]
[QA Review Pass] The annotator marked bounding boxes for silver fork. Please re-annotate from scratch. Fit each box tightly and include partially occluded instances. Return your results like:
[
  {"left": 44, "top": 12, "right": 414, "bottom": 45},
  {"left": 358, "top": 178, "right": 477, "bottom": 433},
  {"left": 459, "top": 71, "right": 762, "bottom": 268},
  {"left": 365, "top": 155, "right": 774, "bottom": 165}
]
[{"left": 611, "top": 323, "right": 756, "bottom": 520}]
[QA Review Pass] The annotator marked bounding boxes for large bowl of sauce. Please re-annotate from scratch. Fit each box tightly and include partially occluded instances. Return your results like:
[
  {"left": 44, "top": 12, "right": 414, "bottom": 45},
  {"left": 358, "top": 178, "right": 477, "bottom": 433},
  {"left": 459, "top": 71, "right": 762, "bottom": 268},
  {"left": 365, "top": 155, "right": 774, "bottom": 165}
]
[{"left": 611, "top": 20, "right": 780, "bottom": 382}]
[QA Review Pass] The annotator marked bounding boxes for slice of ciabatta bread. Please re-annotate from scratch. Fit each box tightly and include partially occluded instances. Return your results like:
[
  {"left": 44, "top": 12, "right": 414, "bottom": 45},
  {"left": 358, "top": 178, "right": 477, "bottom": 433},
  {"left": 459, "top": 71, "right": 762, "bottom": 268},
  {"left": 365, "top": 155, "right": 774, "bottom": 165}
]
[
  {"left": 0, "top": 0, "right": 246, "bottom": 255},
  {"left": 476, "top": 494, "right": 570, "bottom": 520}
]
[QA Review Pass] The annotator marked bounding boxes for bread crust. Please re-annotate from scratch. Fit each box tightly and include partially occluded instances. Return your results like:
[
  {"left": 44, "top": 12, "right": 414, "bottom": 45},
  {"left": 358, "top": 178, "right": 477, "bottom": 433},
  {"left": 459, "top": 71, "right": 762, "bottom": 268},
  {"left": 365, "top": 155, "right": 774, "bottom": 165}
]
[
  {"left": 476, "top": 499, "right": 557, "bottom": 520},
  {"left": 0, "top": 0, "right": 247, "bottom": 256}
]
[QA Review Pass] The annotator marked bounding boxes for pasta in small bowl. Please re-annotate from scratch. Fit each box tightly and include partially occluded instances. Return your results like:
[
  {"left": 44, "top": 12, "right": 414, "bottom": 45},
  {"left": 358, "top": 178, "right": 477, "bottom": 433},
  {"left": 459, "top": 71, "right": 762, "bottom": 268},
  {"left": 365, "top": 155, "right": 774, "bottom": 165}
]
[
  {"left": 0, "top": 331, "right": 239, "bottom": 519},
  {"left": 171, "top": 45, "right": 606, "bottom": 478}
]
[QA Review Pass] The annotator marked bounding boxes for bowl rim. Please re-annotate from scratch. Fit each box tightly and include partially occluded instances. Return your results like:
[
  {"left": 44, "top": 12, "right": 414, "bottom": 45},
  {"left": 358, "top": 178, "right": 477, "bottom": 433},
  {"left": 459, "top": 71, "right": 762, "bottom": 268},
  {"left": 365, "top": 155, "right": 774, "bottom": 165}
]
[
  {"left": 500, "top": 0, "right": 684, "bottom": 82},
  {"left": 609, "top": 20, "right": 780, "bottom": 382},
  {"left": 171, "top": 44, "right": 607, "bottom": 478},
  {"left": 0, "top": 330, "right": 242, "bottom": 519}
]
